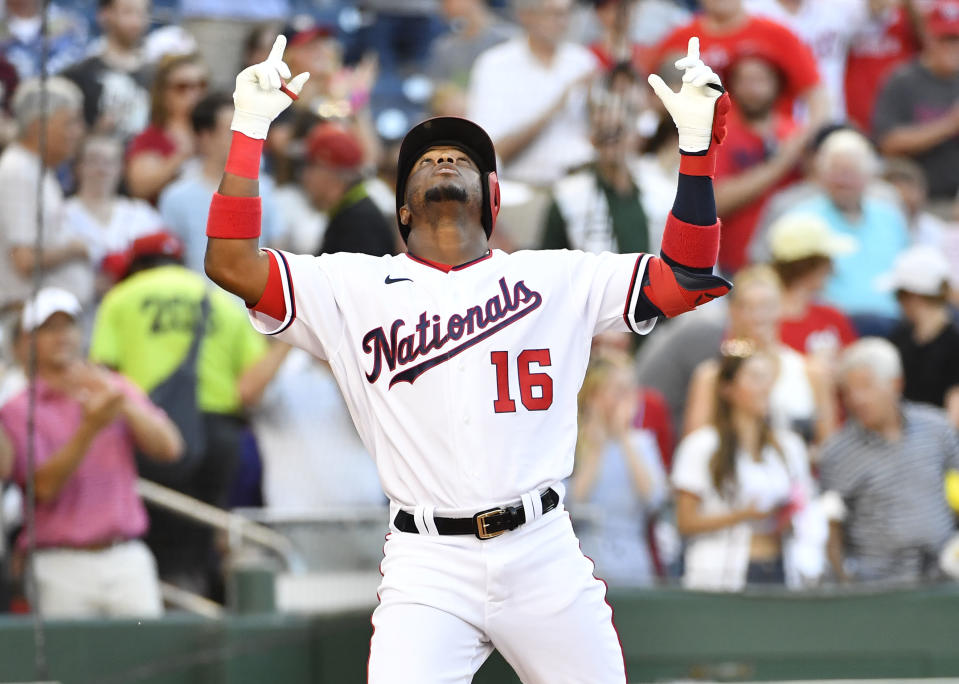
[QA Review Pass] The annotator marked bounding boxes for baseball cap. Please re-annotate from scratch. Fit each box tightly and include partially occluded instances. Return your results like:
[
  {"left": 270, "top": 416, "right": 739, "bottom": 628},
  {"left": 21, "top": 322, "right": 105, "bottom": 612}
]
[
  {"left": 283, "top": 17, "right": 335, "bottom": 48},
  {"left": 877, "top": 244, "right": 953, "bottom": 296},
  {"left": 21, "top": 287, "right": 81, "bottom": 332},
  {"left": 768, "top": 213, "right": 857, "bottom": 262},
  {"left": 926, "top": 1, "right": 959, "bottom": 37},
  {"left": 305, "top": 123, "right": 364, "bottom": 170},
  {"left": 395, "top": 116, "right": 499, "bottom": 241},
  {"left": 130, "top": 230, "right": 185, "bottom": 263}
]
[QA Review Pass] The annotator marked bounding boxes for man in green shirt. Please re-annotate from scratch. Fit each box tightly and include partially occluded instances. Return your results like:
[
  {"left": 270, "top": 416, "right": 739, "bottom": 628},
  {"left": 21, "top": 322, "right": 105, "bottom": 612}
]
[{"left": 90, "top": 230, "right": 267, "bottom": 596}]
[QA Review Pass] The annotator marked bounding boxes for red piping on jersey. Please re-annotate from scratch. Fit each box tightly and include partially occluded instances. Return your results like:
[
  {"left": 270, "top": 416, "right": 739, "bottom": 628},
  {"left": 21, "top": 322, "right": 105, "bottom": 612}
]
[
  {"left": 622, "top": 255, "right": 644, "bottom": 330},
  {"left": 405, "top": 250, "right": 492, "bottom": 273}
]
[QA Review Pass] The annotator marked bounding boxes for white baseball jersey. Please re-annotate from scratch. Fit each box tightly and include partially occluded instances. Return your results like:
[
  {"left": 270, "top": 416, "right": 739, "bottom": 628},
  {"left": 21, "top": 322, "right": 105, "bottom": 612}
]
[{"left": 249, "top": 248, "right": 654, "bottom": 512}]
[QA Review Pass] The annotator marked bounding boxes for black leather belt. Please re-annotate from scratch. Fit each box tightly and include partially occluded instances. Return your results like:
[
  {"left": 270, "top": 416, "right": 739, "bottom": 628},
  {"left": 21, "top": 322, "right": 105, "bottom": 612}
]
[{"left": 393, "top": 488, "right": 560, "bottom": 540}]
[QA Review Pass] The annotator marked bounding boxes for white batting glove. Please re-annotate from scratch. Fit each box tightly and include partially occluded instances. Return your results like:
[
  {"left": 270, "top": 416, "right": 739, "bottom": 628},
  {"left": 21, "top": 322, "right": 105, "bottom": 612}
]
[
  {"left": 231, "top": 35, "right": 310, "bottom": 140},
  {"left": 647, "top": 37, "right": 726, "bottom": 154}
]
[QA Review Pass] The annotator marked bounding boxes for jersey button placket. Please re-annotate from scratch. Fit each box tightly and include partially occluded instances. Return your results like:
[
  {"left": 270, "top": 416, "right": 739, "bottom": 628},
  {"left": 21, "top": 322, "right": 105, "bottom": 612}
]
[{"left": 445, "top": 275, "right": 478, "bottom": 482}]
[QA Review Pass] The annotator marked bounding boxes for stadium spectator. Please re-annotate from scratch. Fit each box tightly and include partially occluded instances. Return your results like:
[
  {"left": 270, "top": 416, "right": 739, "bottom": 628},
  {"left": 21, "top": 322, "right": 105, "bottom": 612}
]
[
  {"left": 744, "top": 0, "right": 871, "bottom": 119},
  {"left": 789, "top": 129, "right": 909, "bottom": 326},
  {"left": 467, "top": 0, "right": 598, "bottom": 187},
  {"left": 0, "top": 77, "right": 92, "bottom": 317},
  {"left": 359, "top": 0, "right": 444, "bottom": 78},
  {"left": 768, "top": 213, "right": 858, "bottom": 365},
  {"left": 882, "top": 246, "right": 959, "bottom": 427},
  {"left": 125, "top": 53, "right": 207, "bottom": 202},
  {"left": 266, "top": 21, "right": 379, "bottom": 187},
  {"left": 89, "top": 231, "right": 267, "bottom": 597},
  {"left": 820, "top": 337, "right": 959, "bottom": 584},
  {"left": 64, "top": 135, "right": 164, "bottom": 292},
  {"left": 240, "top": 342, "right": 384, "bottom": 511},
  {"left": 0, "top": 55, "right": 20, "bottom": 147},
  {"left": 588, "top": 0, "right": 645, "bottom": 72},
  {"left": 179, "top": 0, "right": 288, "bottom": 90},
  {"left": 300, "top": 123, "right": 397, "bottom": 257},
  {"left": 882, "top": 155, "right": 949, "bottom": 249},
  {"left": 874, "top": 1, "right": 959, "bottom": 204},
  {"left": 844, "top": 0, "right": 922, "bottom": 134},
  {"left": 714, "top": 52, "right": 810, "bottom": 274},
  {"left": 159, "top": 92, "right": 284, "bottom": 273},
  {"left": 63, "top": 0, "right": 153, "bottom": 141},
  {"left": 0, "top": 0, "right": 89, "bottom": 80},
  {"left": 540, "top": 80, "right": 650, "bottom": 254},
  {"left": 0, "top": 287, "right": 181, "bottom": 617},
  {"left": 429, "top": 0, "right": 518, "bottom": 88},
  {"left": 685, "top": 265, "right": 837, "bottom": 445},
  {"left": 653, "top": 0, "right": 830, "bottom": 127},
  {"left": 673, "top": 346, "right": 815, "bottom": 590},
  {"left": 569, "top": 351, "right": 668, "bottom": 587}
]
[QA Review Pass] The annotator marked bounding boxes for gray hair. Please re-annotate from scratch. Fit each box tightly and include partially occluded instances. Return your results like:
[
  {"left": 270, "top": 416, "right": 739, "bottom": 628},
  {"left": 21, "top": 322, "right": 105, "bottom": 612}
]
[
  {"left": 12, "top": 77, "right": 84, "bottom": 135},
  {"left": 839, "top": 337, "right": 903, "bottom": 384},
  {"left": 815, "top": 129, "right": 880, "bottom": 178}
]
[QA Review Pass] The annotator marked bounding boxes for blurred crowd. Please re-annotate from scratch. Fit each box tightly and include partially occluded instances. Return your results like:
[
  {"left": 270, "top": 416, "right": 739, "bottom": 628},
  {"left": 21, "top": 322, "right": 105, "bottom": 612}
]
[{"left": 0, "top": 0, "right": 958, "bottom": 619}]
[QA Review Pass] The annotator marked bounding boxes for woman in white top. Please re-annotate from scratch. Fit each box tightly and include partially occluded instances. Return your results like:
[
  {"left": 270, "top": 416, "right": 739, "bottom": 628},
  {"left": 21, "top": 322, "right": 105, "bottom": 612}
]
[
  {"left": 64, "top": 135, "right": 164, "bottom": 293},
  {"left": 673, "top": 346, "right": 815, "bottom": 591},
  {"left": 683, "top": 264, "right": 837, "bottom": 445},
  {"left": 569, "top": 351, "right": 668, "bottom": 587}
]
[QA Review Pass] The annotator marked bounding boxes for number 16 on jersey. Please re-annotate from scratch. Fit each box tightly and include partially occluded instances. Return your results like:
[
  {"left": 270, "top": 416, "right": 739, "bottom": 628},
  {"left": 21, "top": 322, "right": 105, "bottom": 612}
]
[{"left": 490, "top": 349, "right": 553, "bottom": 413}]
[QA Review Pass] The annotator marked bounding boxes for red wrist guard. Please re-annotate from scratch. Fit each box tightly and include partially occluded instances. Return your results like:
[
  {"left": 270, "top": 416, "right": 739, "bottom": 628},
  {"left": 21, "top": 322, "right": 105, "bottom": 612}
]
[
  {"left": 678, "top": 92, "right": 732, "bottom": 178},
  {"left": 225, "top": 132, "right": 263, "bottom": 179},
  {"left": 660, "top": 213, "right": 720, "bottom": 270},
  {"left": 206, "top": 193, "right": 262, "bottom": 239}
]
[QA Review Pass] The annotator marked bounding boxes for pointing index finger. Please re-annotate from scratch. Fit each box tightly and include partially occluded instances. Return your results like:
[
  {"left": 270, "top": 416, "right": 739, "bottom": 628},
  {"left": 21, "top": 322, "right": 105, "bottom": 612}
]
[
  {"left": 268, "top": 34, "right": 287, "bottom": 63},
  {"left": 686, "top": 36, "right": 700, "bottom": 64}
]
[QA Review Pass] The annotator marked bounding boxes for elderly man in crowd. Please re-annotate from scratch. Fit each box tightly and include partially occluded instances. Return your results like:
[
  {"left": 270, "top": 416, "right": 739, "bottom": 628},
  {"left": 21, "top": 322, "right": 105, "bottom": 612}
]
[
  {"left": 0, "top": 287, "right": 182, "bottom": 617},
  {"left": 0, "top": 77, "right": 92, "bottom": 320},
  {"left": 820, "top": 338, "right": 959, "bottom": 585},
  {"left": 786, "top": 129, "right": 909, "bottom": 333}
]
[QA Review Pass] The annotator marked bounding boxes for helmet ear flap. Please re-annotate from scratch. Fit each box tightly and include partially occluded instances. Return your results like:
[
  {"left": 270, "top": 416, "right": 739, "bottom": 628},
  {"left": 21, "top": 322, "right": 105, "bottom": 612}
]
[{"left": 487, "top": 171, "right": 500, "bottom": 237}]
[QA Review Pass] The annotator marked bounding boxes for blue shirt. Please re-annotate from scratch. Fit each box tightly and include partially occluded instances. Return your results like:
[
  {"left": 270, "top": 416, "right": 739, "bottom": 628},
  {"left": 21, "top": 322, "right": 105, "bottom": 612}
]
[
  {"left": 159, "top": 169, "right": 284, "bottom": 274},
  {"left": 792, "top": 193, "right": 909, "bottom": 318}
]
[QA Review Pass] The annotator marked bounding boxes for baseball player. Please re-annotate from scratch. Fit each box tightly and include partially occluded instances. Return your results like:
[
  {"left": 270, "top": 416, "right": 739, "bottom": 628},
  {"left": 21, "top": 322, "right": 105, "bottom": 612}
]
[{"left": 205, "top": 35, "right": 731, "bottom": 684}]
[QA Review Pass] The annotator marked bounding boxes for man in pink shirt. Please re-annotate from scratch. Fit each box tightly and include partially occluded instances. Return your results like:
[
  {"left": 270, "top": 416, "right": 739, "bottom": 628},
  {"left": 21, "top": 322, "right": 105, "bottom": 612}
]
[{"left": 0, "top": 287, "right": 182, "bottom": 618}]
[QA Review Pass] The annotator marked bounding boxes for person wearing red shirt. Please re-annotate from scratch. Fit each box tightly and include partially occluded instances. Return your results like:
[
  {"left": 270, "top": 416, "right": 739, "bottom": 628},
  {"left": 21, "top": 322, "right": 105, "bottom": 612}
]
[
  {"left": 589, "top": 0, "right": 646, "bottom": 72},
  {"left": 714, "top": 53, "right": 810, "bottom": 273},
  {"left": 844, "top": 0, "right": 922, "bottom": 133},
  {"left": 653, "top": 0, "right": 829, "bottom": 127},
  {"left": 767, "top": 212, "right": 858, "bottom": 365}
]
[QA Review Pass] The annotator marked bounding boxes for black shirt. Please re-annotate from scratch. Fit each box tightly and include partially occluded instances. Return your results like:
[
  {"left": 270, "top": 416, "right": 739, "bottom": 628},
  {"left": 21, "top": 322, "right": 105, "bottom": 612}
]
[
  {"left": 890, "top": 320, "right": 959, "bottom": 407},
  {"left": 318, "top": 182, "right": 397, "bottom": 257}
]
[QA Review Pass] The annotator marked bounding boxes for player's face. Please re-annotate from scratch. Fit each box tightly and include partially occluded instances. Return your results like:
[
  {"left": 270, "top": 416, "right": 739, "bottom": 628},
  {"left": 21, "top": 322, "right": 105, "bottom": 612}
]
[{"left": 403, "top": 145, "right": 483, "bottom": 221}]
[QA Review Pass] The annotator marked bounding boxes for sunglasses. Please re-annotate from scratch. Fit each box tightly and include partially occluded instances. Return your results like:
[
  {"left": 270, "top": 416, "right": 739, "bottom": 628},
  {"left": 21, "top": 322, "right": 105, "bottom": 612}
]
[{"left": 167, "top": 79, "right": 207, "bottom": 93}]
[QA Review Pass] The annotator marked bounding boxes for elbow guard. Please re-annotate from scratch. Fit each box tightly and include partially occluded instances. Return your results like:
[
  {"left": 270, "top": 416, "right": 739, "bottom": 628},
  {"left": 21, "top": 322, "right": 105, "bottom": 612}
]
[{"left": 634, "top": 255, "right": 732, "bottom": 320}]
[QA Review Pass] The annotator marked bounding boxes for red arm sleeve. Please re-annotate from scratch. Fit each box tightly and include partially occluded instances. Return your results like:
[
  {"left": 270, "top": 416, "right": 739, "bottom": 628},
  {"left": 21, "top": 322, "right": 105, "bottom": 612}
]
[{"left": 250, "top": 250, "right": 287, "bottom": 321}]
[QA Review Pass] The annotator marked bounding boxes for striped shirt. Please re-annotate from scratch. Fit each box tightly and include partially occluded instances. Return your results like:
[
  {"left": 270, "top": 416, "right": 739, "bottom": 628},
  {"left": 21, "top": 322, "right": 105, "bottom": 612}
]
[{"left": 819, "top": 402, "right": 959, "bottom": 583}]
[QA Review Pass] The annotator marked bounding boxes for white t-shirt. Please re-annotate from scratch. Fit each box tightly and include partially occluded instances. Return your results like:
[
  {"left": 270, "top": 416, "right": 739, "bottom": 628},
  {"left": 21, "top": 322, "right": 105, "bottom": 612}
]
[
  {"left": 745, "top": 0, "right": 868, "bottom": 119},
  {"left": 467, "top": 38, "right": 597, "bottom": 186},
  {"left": 0, "top": 144, "right": 94, "bottom": 308},
  {"left": 63, "top": 196, "right": 164, "bottom": 265},
  {"left": 248, "top": 248, "right": 655, "bottom": 513},
  {"left": 671, "top": 425, "right": 809, "bottom": 591}
]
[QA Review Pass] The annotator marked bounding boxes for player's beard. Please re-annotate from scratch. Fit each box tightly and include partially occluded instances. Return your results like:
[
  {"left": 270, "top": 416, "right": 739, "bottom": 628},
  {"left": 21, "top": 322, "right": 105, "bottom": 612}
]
[{"left": 424, "top": 183, "right": 469, "bottom": 204}]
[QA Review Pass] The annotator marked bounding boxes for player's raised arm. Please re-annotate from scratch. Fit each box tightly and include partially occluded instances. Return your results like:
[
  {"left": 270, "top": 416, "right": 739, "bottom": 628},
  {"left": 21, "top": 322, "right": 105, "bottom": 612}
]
[
  {"left": 204, "top": 36, "right": 309, "bottom": 308},
  {"left": 633, "top": 38, "right": 733, "bottom": 321}
]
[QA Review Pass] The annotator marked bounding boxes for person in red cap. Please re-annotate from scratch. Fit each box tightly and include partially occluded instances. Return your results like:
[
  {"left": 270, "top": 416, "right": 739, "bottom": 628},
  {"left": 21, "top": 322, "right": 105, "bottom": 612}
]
[
  {"left": 875, "top": 0, "right": 959, "bottom": 204},
  {"left": 89, "top": 229, "right": 268, "bottom": 597},
  {"left": 205, "top": 34, "right": 732, "bottom": 681},
  {"left": 301, "top": 122, "right": 398, "bottom": 256}
]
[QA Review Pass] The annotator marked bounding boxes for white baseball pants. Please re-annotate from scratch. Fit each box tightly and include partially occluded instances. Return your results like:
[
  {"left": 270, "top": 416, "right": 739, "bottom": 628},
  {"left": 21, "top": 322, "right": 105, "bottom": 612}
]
[{"left": 368, "top": 506, "right": 626, "bottom": 683}]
